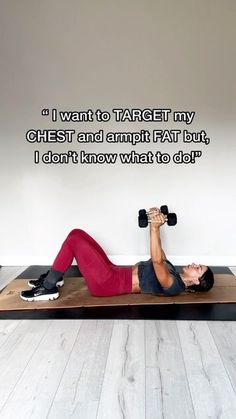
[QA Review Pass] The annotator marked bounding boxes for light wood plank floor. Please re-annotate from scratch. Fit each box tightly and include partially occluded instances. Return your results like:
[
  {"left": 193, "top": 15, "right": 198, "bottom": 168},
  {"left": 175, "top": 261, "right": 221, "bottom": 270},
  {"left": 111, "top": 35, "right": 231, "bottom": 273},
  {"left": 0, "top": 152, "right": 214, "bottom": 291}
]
[{"left": 0, "top": 266, "right": 236, "bottom": 419}]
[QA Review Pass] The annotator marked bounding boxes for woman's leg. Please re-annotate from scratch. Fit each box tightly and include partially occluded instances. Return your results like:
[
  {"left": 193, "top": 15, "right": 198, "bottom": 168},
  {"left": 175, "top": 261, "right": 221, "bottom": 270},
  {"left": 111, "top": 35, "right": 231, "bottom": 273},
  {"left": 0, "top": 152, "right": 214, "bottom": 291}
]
[
  {"left": 45, "top": 229, "right": 132, "bottom": 296},
  {"left": 51, "top": 229, "right": 115, "bottom": 272}
]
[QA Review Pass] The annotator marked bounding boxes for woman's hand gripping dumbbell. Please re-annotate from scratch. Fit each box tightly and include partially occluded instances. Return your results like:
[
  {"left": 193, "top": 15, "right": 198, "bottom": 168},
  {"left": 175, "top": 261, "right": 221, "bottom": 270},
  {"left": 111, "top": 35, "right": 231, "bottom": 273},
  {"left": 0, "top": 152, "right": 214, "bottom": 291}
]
[
  {"left": 138, "top": 205, "right": 177, "bottom": 228},
  {"left": 148, "top": 208, "right": 167, "bottom": 228}
]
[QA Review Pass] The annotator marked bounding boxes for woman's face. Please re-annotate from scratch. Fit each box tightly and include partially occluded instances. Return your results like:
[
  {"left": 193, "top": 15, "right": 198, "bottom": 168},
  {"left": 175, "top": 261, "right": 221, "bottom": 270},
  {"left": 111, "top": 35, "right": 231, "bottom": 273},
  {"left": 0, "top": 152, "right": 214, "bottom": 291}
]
[{"left": 183, "top": 263, "right": 208, "bottom": 284}]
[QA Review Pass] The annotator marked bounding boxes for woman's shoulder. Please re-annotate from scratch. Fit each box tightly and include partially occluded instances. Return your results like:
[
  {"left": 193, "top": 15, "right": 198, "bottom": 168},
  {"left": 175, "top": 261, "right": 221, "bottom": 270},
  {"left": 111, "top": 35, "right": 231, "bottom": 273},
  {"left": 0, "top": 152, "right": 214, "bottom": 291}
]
[{"left": 162, "top": 260, "right": 186, "bottom": 295}]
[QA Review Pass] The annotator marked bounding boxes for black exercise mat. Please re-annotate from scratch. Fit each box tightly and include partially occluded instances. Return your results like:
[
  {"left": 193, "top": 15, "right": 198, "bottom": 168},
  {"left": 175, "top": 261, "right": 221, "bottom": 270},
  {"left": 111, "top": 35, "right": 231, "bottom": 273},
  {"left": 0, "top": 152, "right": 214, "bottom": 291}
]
[
  {"left": 1, "top": 304, "right": 236, "bottom": 321},
  {"left": 16, "top": 265, "right": 232, "bottom": 279},
  {"left": 16, "top": 265, "right": 81, "bottom": 279}
]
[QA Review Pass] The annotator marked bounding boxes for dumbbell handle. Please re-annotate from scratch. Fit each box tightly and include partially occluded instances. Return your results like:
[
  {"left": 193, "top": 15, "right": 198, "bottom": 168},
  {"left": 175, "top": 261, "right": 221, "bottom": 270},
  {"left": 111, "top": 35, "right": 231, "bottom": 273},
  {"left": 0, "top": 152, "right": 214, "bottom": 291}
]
[
  {"left": 146, "top": 210, "right": 166, "bottom": 216},
  {"left": 147, "top": 216, "right": 174, "bottom": 224}
]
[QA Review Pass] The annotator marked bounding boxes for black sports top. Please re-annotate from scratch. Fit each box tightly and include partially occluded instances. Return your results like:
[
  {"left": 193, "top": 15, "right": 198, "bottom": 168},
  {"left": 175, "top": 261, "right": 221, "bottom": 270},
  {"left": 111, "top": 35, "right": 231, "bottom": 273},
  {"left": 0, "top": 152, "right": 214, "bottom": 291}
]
[{"left": 137, "top": 259, "right": 186, "bottom": 296}]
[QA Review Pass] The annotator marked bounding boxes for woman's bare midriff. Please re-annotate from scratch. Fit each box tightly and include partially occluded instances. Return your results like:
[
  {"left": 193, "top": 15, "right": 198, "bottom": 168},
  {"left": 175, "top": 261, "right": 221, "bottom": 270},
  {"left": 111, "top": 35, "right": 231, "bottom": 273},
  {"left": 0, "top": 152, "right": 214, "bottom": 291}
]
[{"left": 132, "top": 263, "right": 141, "bottom": 293}]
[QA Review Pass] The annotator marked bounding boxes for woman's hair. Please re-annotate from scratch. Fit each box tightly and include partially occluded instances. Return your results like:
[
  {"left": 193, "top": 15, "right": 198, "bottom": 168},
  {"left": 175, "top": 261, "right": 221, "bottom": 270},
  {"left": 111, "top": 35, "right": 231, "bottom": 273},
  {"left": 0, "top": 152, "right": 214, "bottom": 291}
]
[{"left": 186, "top": 267, "right": 214, "bottom": 293}]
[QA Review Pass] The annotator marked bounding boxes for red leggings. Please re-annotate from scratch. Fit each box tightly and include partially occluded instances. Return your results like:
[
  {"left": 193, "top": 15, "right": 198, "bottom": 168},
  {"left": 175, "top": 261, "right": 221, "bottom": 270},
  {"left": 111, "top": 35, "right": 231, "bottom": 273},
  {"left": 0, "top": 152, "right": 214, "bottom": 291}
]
[{"left": 52, "top": 229, "right": 133, "bottom": 297}]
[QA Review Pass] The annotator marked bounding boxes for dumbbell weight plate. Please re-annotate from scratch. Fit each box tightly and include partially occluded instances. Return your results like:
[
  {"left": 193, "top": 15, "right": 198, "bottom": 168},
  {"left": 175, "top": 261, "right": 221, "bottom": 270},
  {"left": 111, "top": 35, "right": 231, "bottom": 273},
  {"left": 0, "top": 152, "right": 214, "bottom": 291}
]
[
  {"left": 138, "top": 209, "right": 148, "bottom": 227},
  {"left": 139, "top": 209, "right": 147, "bottom": 217},
  {"left": 167, "top": 213, "right": 177, "bottom": 226},
  {"left": 160, "top": 205, "right": 169, "bottom": 215}
]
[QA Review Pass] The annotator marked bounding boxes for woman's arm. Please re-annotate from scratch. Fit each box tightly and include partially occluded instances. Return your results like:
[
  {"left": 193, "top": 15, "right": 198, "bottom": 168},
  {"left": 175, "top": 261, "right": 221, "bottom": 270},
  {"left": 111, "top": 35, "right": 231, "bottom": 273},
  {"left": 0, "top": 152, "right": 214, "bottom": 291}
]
[{"left": 149, "top": 210, "right": 173, "bottom": 288}]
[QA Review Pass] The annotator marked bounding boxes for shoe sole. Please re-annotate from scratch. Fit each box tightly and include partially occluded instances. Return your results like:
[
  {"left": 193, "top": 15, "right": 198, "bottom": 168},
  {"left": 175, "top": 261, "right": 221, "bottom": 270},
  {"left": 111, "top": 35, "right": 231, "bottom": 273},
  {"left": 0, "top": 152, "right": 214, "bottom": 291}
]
[
  {"left": 20, "top": 292, "right": 59, "bottom": 302},
  {"left": 28, "top": 280, "right": 64, "bottom": 288}
]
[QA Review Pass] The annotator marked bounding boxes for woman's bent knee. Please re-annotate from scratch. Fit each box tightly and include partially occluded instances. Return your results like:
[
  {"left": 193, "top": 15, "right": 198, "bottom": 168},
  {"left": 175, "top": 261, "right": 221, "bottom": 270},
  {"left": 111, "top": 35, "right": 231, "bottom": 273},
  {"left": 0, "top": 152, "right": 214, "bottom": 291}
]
[{"left": 68, "top": 228, "right": 85, "bottom": 237}]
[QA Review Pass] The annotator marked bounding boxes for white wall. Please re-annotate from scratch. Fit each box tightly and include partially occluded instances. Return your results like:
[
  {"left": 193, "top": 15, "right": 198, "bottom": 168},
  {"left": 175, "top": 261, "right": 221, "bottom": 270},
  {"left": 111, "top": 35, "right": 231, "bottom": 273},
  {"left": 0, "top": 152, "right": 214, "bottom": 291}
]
[{"left": 0, "top": 0, "right": 235, "bottom": 266}]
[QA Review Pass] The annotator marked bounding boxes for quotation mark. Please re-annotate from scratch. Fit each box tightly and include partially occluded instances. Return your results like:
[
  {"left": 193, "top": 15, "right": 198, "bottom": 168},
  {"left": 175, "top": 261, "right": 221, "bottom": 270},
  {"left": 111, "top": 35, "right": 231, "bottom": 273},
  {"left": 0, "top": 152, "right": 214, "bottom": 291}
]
[{"left": 41, "top": 109, "right": 49, "bottom": 116}]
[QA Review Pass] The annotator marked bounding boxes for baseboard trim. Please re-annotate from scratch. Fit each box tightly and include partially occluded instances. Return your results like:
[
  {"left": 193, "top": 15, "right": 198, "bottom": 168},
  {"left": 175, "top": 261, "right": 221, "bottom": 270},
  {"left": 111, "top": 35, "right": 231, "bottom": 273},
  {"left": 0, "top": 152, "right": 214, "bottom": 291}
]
[
  {"left": 109, "top": 255, "right": 236, "bottom": 267},
  {"left": 1, "top": 254, "right": 236, "bottom": 266}
]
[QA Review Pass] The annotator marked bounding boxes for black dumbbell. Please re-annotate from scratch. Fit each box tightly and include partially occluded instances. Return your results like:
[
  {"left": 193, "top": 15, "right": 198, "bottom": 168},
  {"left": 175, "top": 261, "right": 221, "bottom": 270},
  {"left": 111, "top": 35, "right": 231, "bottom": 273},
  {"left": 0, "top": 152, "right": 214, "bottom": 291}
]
[{"left": 138, "top": 205, "right": 177, "bottom": 227}]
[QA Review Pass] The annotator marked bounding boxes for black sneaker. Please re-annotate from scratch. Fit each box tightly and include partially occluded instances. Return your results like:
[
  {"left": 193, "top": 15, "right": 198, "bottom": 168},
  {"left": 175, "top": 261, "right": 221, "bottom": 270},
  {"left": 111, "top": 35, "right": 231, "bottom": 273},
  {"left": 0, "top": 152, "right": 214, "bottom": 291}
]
[
  {"left": 28, "top": 270, "right": 64, "bottom": 289},
  {"left": 20, "top": 285, "right": 59, "bottom": 302}
]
